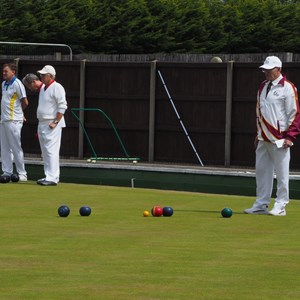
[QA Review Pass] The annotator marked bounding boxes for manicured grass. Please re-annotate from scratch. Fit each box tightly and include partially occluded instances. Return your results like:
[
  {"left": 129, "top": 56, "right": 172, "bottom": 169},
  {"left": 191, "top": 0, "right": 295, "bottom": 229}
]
[{"left": 0, "top": 181, "right": 300, "bottom": 299}]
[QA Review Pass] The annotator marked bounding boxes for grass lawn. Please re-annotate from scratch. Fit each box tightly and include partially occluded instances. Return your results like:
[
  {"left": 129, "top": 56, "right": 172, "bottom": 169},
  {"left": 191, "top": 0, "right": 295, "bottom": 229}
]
[{"left": 0, "top": 181, "right": 300, "bottom": 299}]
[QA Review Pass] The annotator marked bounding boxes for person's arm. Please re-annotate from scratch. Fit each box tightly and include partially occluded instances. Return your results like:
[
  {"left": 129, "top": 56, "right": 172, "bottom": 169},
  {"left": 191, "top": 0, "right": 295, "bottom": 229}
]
[
  {"left": 284, "top": 83, "right": 300, "bottom": 147},
  {"left": 21, "top": 97, "right": 28, "bottom": 122},
  {"left": 49, "top": 84, "right": 67, "bottom": 129},
  {"left": 49, "top": 112, "right": 64, "bottom": 129},
  {"left": 21, "top": 97, "right": 28, "bottom": 110}
]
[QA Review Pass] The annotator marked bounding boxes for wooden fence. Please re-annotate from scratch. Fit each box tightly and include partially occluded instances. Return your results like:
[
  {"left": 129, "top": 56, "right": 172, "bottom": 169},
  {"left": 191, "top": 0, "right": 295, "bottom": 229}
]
[{"left": 1, "top": 59, "right": 300, "bottom": 168}]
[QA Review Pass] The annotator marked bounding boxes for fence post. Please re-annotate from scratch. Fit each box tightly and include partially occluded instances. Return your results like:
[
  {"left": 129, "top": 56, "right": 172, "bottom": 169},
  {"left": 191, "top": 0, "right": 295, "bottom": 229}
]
[
  {"left": 78, "top": 59, "right": 87, "bottom": 159},
  {"left": 148, "top": 60, "right": 157, "bottom": 162},
  {"left": 14, "top": 58, "right": 20, "bottom": 76},
  {"left": 55, "top": 52, "right": 62, "bottom": 61},
  {"left": 224, "top": 61, "right": 234, "bottom": 167}
]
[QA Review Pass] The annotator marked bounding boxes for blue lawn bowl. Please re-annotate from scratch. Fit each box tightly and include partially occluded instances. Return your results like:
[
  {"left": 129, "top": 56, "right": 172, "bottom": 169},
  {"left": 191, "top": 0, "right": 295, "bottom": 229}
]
[
  {"left": 58, "top": 205, "right": 70, "bottom": 217},
  {"left": 163, "top": 206, "right": 174, "bottom": 217},
  {"left": 79, "top": 206, "right": 92, "bottom": 217},
  {"left": 221, "top": 207, "right": 233, "bottom": 218}
]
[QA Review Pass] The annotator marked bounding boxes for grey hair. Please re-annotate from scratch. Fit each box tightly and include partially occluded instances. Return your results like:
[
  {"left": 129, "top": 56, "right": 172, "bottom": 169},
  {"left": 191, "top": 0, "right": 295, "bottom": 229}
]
[{"left": 22, "top": 73, "right": 39, "bottom": 85}]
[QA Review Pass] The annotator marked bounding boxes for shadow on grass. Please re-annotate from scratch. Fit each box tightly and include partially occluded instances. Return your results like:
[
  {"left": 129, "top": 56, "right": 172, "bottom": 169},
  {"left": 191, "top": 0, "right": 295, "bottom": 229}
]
[{"left": 175, "top": 209, "right": 244, "bottom": 215}]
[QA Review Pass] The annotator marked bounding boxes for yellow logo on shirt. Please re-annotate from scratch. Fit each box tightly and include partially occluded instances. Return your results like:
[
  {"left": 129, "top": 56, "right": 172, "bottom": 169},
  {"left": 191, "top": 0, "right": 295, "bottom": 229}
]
[{"left": 9, "top": 92, "right": 17, "bottom": 120}]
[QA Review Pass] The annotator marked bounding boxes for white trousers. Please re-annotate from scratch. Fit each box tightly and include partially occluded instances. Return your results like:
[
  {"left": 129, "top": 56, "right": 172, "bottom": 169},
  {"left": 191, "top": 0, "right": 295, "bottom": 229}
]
[
  {"left": 0, "top": 121, "right": 27, "bottom": 176},
  {"left": 38, "top": 121, "right": 63, "bottom": 183},
  {"left": 255, "top": 141, "right": 290, "bottom": 207}
]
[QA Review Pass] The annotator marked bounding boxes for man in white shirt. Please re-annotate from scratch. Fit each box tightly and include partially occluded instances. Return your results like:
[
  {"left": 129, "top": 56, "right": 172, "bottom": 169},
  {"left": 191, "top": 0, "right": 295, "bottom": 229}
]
[
  {"left": 23, "top": 66, "right": 67, "bottom": 186},
  {"left": 1, "top": 63, "right": 28, "bottom": 181},
  {"left": 244, "top": 56, "right": 300, "bottom": 216}
]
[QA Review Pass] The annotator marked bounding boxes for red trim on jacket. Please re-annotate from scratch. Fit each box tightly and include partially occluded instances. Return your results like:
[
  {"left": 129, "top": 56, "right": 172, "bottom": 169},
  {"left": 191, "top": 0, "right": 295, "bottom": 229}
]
[
  {"left": 286, "top": 80, "right": 300, "bottom": 141},
  {"left": 37, "top": 82, "right": 43, "bottom": 92},
  {"left": 258, "top": 80, "right": 267, "bottom": 98},
  {"left": 44, "top": 80, "right": 55, "bottom": 91}
]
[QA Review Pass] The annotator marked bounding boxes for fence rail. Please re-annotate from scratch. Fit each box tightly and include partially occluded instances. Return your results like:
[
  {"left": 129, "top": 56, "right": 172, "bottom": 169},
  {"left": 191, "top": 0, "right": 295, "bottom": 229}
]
[
  {"left": 0, "top": 52, "right": 298, "bottom": 63},
  {"left": 0, "top": 41, "right": 73, "bottom": 60}
]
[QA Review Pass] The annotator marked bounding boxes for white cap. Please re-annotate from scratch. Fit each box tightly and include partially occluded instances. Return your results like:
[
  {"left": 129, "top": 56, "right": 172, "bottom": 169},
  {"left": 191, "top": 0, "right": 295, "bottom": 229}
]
[
  {"left": 37, "top": 65, "right": 56, "bottom": 76},
  {"left": 259, "top": 56, "right": 282, "bottom": 69}
]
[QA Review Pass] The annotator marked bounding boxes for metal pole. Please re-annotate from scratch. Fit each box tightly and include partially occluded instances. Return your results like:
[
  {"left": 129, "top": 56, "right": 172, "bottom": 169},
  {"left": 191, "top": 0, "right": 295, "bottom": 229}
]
[
  {"left": 0, "top": 41, "right": 73, "bottom": 61},
  {"left": 157, "top": 70, "right": 204, "bottom": 166},
  {"left": 13, "top": 58, "right": 20, "bottom": 76}
]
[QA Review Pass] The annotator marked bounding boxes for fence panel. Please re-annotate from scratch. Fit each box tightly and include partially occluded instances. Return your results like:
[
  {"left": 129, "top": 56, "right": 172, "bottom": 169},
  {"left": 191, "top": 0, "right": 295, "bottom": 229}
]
[
  {"left": 155, "top": 63, "right": 227, "bottom": 164},
  {"left": 1, "top": 59, "right": 300, "bottom": 168},
  {"left": 230, "top": 63, "right": 260, "bottom": 166},
  {"left": 83, "top": 62, "right": 150, "bottom": 159}
]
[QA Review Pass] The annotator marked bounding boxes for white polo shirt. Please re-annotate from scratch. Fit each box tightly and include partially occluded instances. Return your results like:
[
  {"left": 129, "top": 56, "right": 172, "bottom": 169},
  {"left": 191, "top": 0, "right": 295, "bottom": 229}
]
[
  {"left": 37, "top": 80, "right": 67, "bottom": 123},
  {"left": 1, "top": 76, "right": 26, "bottom": 122}
]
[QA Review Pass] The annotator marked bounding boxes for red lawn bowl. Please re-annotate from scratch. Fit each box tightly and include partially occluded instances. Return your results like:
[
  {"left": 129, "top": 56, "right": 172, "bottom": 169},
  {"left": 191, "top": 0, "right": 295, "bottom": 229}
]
[{"left": 151, "top": 206, "right": 163, "bottom": 217}]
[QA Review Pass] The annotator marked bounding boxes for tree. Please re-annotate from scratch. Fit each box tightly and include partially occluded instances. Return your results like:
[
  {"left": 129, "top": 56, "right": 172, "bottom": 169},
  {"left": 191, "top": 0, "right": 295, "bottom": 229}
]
[
  {"left": 204, "top": 0, "right": 228, "bottom": 53},
  {"left": 87, "top": 0, "right": 158, "bottom": 53},
  {"left": 0, "top": 0, "right": 299, "bottom": 55},
  {"left": 171, "top": 0, "right": 210, "bottom": 53},
  {"left": 271, "top": 0, "right": 300, "bottom": 52},
  {"left": 35, "top": 0, "right": 90, "bottom": 53},
  {"left": 220, "top": 0, "right": 300, "bottom": 53}
]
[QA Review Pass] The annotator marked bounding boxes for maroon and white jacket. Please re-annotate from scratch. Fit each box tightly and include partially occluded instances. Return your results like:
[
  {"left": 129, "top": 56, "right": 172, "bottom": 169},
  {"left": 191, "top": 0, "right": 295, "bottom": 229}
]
[{"left": 257, "top": 74, "right": 300, "bottom": 143}]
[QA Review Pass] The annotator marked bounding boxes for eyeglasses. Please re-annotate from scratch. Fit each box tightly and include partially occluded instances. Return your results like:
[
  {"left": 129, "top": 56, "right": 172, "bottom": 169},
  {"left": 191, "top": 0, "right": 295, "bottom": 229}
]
[{"left": 262, "top": 68, "right": 277, "bottom": 73}]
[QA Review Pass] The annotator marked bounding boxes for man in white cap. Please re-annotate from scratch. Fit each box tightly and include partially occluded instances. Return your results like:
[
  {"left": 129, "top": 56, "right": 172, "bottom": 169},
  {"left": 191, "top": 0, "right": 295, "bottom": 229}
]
[
  {"left": 35, "top": 65, "right": 68, "bottom": 186},
  {"left": 244, "top": 56, "right": 300, "bottom": 216}
]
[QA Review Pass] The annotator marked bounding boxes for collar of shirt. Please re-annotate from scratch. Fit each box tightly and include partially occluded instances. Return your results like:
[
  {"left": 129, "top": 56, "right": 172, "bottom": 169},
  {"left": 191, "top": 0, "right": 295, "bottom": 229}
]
[
  {"left": 270, "top": 74, "right": 284, "bottom": 87},
  {"left": 44, "top": 80, "right": 55, "bottom": 91},
  {"left": 4, "top": 76, "right": 17, "bottom": 90},
  {"left": 38, "top": 82, "right": 44, "bottom": 92}
]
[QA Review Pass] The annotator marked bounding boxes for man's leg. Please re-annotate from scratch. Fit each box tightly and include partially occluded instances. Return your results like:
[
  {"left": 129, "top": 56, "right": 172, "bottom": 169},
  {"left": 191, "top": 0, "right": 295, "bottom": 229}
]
[
  {"left": 7, "top": 121, "right": 27, "bottom": 178},
  {"left": 1, "top": 122, "right": 14, "bottom": 175},
  {"left": 38, "top": 124, "right": 62, "bottom": 183},
  {"left": 255, "top": 141, "right": 275, "bottom": 206},
  {"left": 244, "top": 141, "right": 274, "bottom": 214},
  {"left": 269, "top": 147, "right": 290, "bottom": 216}
]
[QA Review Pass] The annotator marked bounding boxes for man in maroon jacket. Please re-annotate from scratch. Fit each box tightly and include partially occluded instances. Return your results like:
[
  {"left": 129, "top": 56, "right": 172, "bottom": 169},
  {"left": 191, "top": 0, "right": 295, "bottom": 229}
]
[{"left": 244, "top": 56, "right": 300, "bottom": 216}]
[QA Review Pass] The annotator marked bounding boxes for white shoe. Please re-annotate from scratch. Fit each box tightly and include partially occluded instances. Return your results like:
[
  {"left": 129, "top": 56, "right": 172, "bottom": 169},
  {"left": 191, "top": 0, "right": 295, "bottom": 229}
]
[
  {"left": 37, "top": 178, "right": 46, "bottom": 185},
  {"left": 19, "top": 174, "right": 28, "bottom": 182},
  {"left": 269, "top": 205, "right": 286, "bottom": 216},
  {"left": 244, "top": 205, "right": 269, "bottom": 215}
]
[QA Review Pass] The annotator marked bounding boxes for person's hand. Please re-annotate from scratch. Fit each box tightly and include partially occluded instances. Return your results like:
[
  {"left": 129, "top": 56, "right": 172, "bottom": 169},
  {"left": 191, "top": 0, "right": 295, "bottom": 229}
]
[
  {"left": 49, "top": 121, "right": 58, "bottom": 129},
  {"left": 283, "top": 139, "right": 293, "bottom": 149}
]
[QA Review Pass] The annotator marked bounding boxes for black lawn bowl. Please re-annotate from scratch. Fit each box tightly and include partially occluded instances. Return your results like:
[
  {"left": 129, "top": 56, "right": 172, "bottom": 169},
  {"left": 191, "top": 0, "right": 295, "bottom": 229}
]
[
  {"left": 0, "top": 175, "right": 11, "bottom": 183},
  {"left": 11, "top": 174, "right": 20, "bottom": 182}
]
